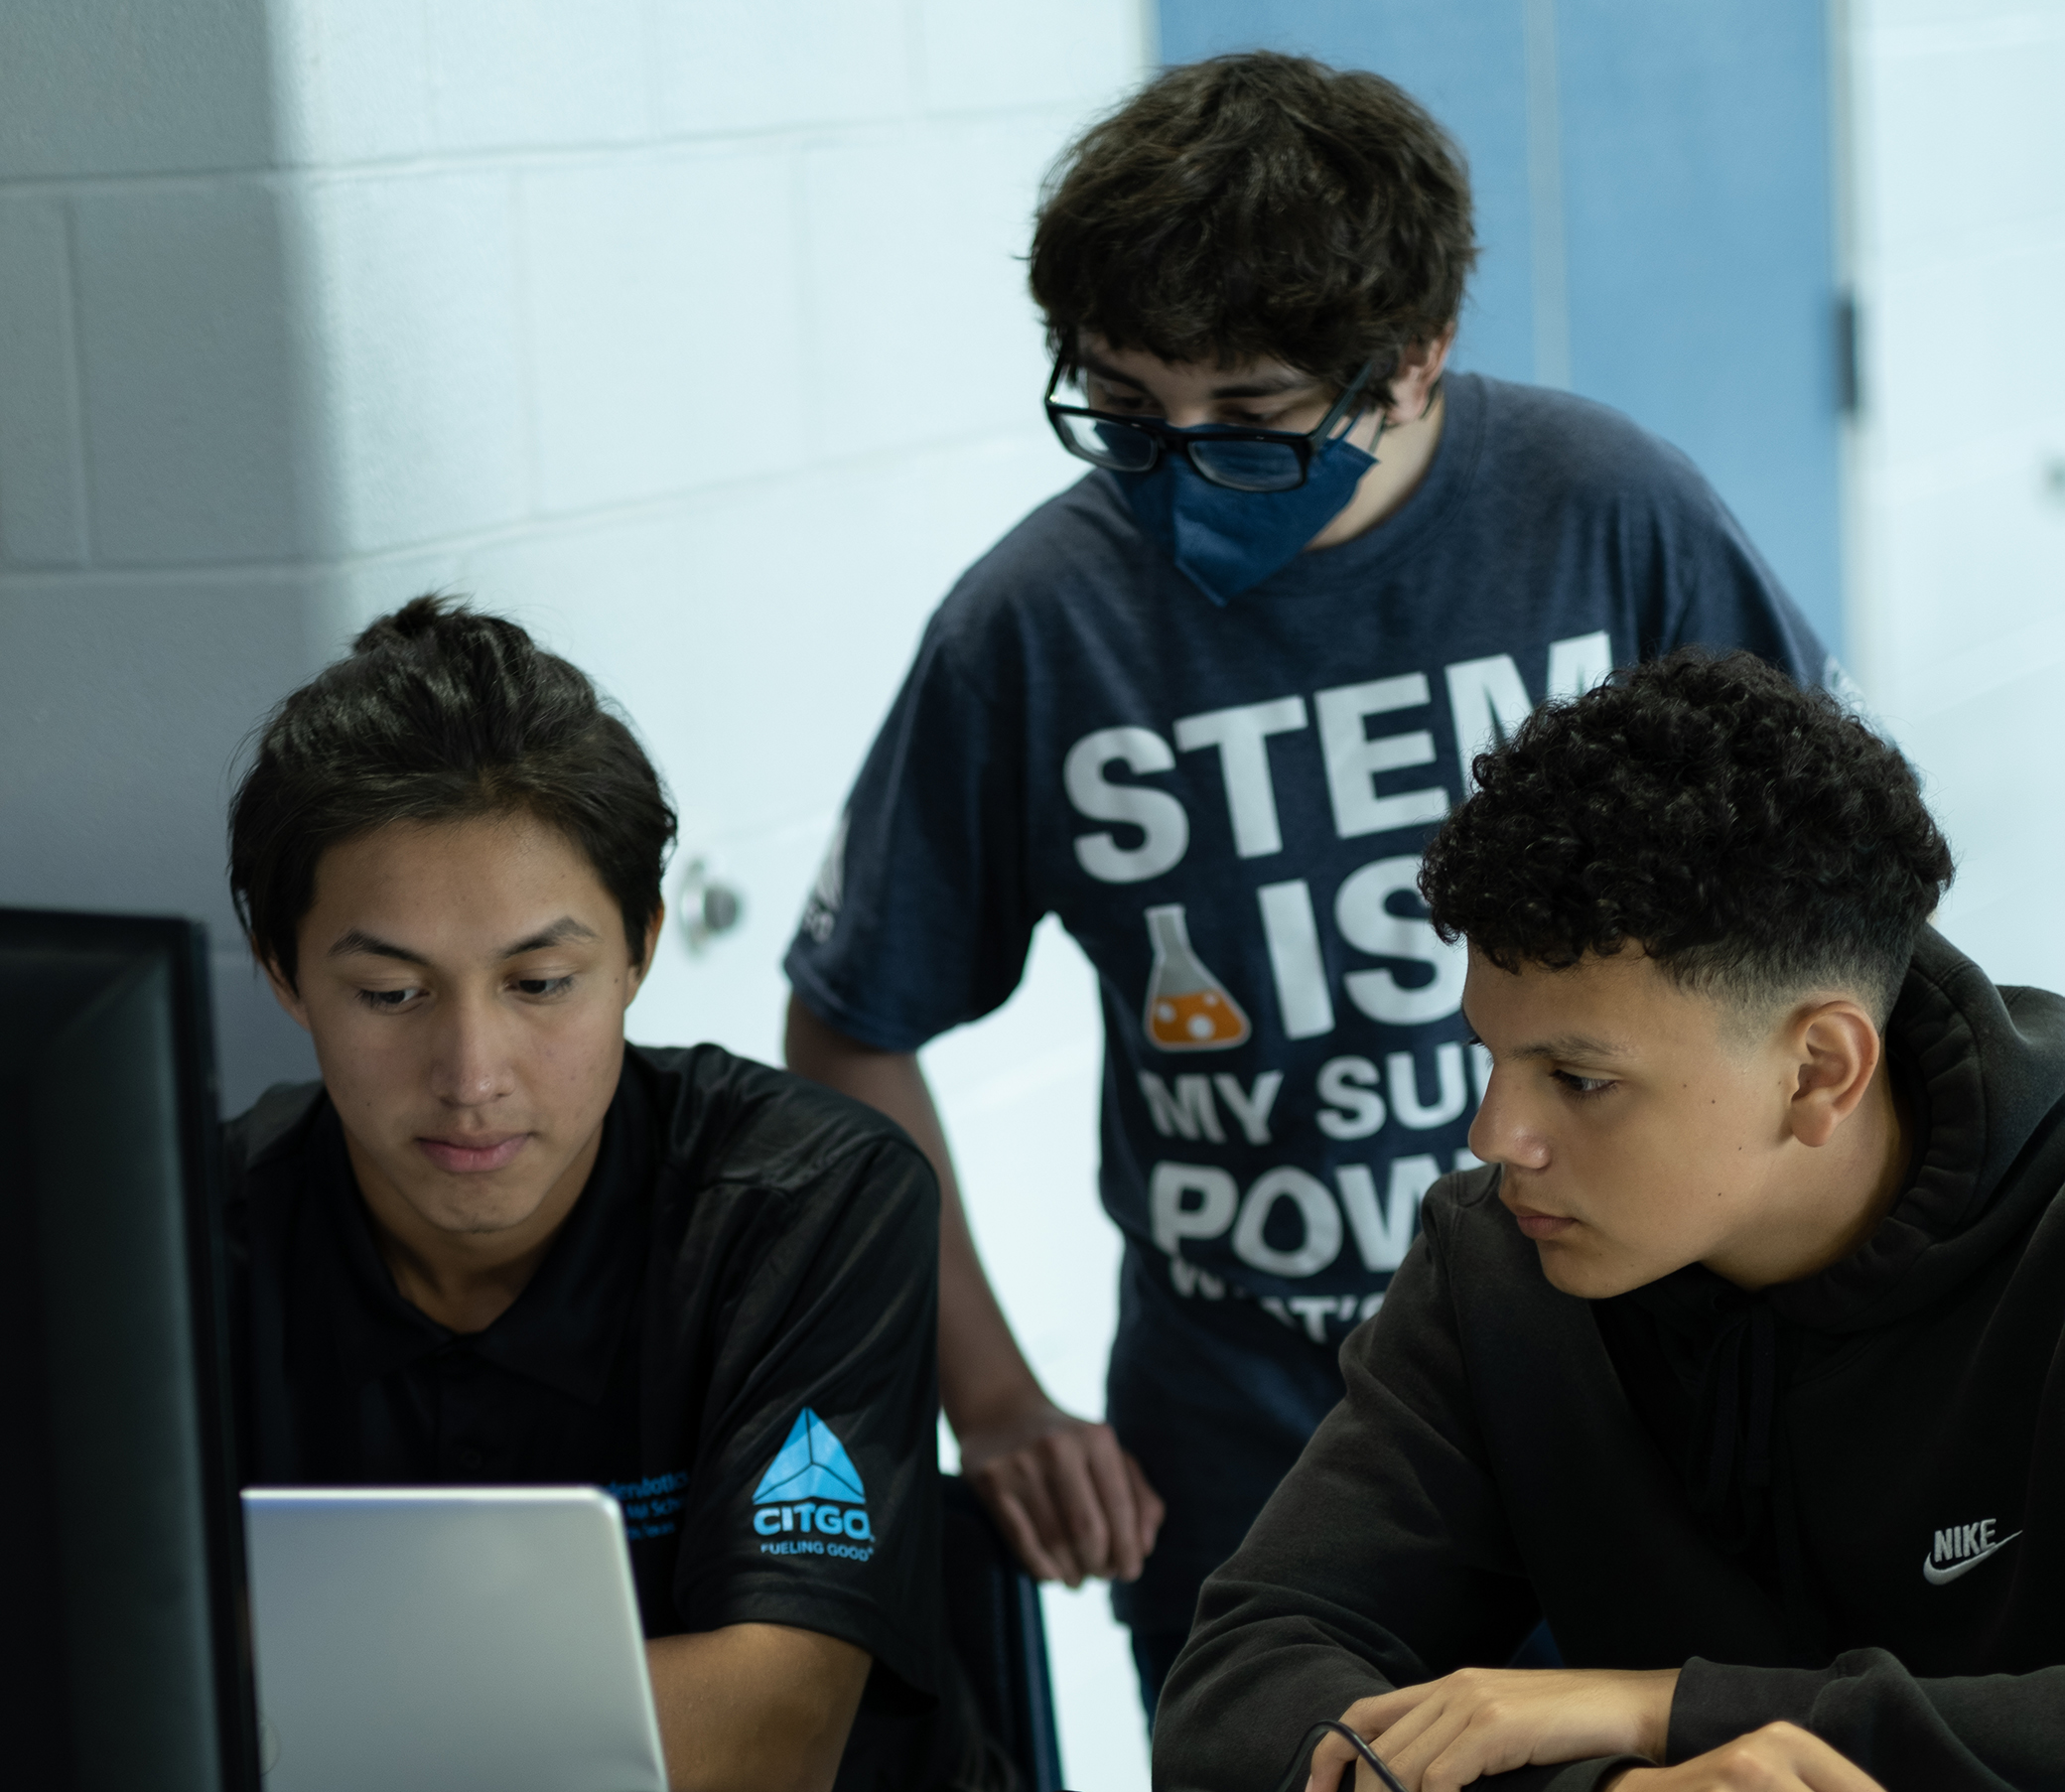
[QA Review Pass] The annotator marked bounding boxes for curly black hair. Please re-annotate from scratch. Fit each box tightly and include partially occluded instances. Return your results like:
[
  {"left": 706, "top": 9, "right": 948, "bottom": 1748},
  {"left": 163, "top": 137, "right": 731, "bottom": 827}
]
[
  {"left": 229, "top": 595, "right": 677, "bottom": 990},
  {"left": 1418, "top": 649, "right": 1953, "bottom": 1024}
]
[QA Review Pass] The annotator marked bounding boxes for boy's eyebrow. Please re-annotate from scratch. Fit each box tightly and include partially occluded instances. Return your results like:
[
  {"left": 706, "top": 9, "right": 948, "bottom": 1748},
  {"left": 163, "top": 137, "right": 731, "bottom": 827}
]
[
  {"left": 500, "top": 916, "right": 599, "bottom": 955},
  {"left": 1504, "top": 1034, "right": 1628, "bottom": 1062},
  {"left": 326, "top": 915, "right": 598, "bottom": 965},
  {"left": 328, "top": 928, "right": 428, "bottom": 966},
  {"left": 1077, "top": 350, "right": 1150, "bottom": 390},
  {"left": 1459, "top": 1007, "right": 1626, "bottom": 1063},
  {"left": 1078, "top": 350, "right": 1317, "bottom": 401},
  {"left": 1206, "top": 371, "right": 1319, "bottom": 398}
]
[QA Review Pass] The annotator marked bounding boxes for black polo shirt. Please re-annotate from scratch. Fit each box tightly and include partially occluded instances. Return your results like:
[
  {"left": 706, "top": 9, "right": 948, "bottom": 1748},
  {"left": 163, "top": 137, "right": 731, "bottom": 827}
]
[{"left": 223, "top": 1043, "right": 957, "bottom": 1780}]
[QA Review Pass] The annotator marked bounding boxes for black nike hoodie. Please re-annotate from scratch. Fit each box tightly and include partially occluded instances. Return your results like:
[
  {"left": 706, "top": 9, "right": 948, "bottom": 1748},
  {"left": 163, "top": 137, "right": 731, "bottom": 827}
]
[{"left": 1154, "top": 930, "right": 2065, "bottom": 1792}]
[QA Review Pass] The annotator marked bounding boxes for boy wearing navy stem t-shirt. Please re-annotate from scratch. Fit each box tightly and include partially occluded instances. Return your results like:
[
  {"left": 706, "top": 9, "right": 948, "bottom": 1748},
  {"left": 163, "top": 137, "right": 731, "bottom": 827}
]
[{"left": 783, "top": 52, "right": 1841, "bottom": 1707}]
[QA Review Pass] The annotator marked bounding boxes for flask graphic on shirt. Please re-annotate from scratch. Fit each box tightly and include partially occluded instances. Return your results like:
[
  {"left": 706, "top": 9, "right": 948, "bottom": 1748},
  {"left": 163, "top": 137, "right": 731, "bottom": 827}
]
[{"left": 1142, "top": 904, "right": 1251, "bottom": 1050}]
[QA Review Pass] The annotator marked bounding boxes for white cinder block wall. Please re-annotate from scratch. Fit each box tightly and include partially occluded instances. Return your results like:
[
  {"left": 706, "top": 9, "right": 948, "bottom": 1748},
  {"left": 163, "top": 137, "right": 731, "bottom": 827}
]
[
  {"left": 1849, "top": 0, "right": 2065, "bottom": 986},
  {"left": 2, "top": 0, "right": 1152, "bottom": 1781},
  {"left": 0, "top": 0, "right": 336, "bottom": 1105}
]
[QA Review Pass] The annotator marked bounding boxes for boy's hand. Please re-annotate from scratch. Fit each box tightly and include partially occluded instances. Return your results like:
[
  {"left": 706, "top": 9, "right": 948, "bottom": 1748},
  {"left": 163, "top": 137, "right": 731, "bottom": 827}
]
[
  {"left": 1306, "top": 1667, "right": 1678, "bottom": 1792},
  {"left": 1609, "top": 1725, "right": 1884, "bottom": 1792},
  {"left": 958, "top": 1397, "right": 1164, "bottom": 1585},
  {"left": 781, "top": 999, "right": 1167, "bottom": 1587}
]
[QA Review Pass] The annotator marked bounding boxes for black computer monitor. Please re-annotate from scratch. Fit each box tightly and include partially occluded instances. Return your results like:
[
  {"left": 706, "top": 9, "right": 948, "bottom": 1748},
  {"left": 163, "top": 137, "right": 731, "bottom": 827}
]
[{"left": 0, "top": 908, "right": 260, "bottom": 1792}]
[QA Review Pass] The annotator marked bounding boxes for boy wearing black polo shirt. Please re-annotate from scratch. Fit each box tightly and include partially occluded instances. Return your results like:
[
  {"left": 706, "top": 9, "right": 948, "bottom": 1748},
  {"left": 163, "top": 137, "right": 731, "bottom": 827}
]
[
  {"left": 783, "top": 51, "right": 1842, "bottom": 1704},
  {"left": 225, "top": 600, "right": 983, "bottom": 1792},
  {"left": 1155, "top": 653, "right": 2065, "bottom": 1792}
]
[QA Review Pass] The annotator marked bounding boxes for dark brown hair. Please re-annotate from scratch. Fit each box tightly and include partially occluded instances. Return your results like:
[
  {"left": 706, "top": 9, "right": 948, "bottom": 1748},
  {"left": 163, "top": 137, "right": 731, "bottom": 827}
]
[
  {"left": 229, "top": 596, "right": 677, "bottom": 990},
  {"left": 1029, "top": 51, "right": 1476, "bottom": 404}
]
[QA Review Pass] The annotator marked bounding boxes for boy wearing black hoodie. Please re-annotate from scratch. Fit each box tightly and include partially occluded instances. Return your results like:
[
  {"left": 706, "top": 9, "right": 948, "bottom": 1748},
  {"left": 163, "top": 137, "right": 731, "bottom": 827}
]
[{"left": 1154, "top": 651, "right": 2065, "bottom": 1792}]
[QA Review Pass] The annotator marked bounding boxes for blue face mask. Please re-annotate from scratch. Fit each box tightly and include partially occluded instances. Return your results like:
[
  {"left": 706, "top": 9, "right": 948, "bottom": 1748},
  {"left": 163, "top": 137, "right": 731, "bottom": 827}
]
[{"left": 1117, "top": 422, "right": 1379, "bottom": 607}]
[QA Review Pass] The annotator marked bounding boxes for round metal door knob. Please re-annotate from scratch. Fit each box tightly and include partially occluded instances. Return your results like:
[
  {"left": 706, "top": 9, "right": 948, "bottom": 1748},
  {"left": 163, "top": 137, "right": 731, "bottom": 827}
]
[{"left": 678, "top": 858, "right": 746, "bottom": 954}]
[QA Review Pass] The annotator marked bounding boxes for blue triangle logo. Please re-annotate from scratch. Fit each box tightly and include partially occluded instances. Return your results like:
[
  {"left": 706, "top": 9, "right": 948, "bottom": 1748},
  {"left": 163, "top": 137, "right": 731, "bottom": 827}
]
[{"left": 752, "top": 1408, "right": 866, "bottom": 1505}]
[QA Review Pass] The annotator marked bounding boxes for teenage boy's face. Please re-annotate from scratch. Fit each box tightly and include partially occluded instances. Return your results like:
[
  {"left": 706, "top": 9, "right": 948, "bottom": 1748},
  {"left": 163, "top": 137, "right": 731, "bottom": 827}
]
[
  {"left": 1461, "top": 945, "right": 1815, "bottom": 1299},
  {"left": 269, "top": 811, "right": 652, "bottom": 1243}
]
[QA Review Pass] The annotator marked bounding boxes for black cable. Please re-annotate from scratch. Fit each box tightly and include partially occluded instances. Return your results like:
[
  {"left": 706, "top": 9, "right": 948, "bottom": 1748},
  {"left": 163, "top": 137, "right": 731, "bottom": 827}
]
[{"left": 1269, "top": 1720, "right": 1415, "bottom": 1792}]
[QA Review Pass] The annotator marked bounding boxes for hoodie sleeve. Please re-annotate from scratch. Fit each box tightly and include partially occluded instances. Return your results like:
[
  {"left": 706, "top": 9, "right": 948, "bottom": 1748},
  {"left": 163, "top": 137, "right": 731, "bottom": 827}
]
[
  {"left": 1152, "top": 1217, "right": 1546, "bottom": 1792},
  {"left": 1670, "top": 1651, "right": 2065, "bottom": 1791}
]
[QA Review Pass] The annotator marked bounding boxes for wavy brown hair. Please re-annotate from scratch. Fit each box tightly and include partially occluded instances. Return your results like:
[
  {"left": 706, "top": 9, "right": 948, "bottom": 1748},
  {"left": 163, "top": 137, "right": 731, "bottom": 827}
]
[{"left": 1030, "top": 51, "right": 1476, "bottom": 405}]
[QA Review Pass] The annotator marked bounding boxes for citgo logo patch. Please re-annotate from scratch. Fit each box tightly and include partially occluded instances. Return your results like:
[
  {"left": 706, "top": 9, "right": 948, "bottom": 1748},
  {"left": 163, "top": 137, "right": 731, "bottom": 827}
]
[{"left": 752, "top": 1408, "right": 873, "bottom": 1562}]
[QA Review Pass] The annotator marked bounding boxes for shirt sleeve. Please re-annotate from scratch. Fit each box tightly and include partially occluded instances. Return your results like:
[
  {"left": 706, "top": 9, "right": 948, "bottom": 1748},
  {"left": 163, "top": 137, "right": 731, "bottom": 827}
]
[
  {"left": 662, "top": 1129, "right": 944, "bottom": 1703},
  {"left": 1152, "top": 1217, "right": 1544, "bottom": 1792},
  {"left": 1670, "top": 1651, "right": 2065, "bottom": 1790},
  {"left": 1650, "top": 478, "right": 1839, "bottom": 693},
  {"left": 784, "top": 602, "right": 1040, "bottom": 1052}
]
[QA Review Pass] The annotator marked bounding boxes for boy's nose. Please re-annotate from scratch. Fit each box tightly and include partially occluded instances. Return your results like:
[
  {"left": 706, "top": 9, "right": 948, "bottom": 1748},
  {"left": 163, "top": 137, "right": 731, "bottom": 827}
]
[
  {"left": 430, "top": 995, "right": 513, "bottom": 1108},
  {"left": 1466, "top": 1073, "right": 1551, "bottom": 1172}
]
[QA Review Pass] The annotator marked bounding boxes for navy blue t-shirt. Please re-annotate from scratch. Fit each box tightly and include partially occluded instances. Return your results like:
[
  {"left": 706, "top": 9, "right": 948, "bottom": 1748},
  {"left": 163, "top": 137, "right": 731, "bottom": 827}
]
[{"left": 786, "top": 373, "right": 1832, "bottom": 1620}]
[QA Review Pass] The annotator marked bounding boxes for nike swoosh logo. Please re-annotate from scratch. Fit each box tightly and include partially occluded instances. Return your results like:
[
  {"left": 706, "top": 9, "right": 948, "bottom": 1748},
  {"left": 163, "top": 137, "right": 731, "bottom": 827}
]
[{"left": 1922, "top": 1531, "right": 2021, "bottom": 1585}]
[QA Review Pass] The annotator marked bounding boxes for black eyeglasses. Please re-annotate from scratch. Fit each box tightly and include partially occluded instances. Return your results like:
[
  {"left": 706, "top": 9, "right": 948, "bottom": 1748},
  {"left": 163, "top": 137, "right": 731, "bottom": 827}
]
[{"left": 1044, "top": 355, "right": 1379, "bottom": 492}]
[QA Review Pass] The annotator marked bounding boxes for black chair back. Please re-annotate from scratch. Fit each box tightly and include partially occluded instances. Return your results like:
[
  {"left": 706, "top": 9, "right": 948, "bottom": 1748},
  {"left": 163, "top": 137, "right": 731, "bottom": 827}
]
[{"left": 941, "top": 1476, "right": 1065, "bottom": 1792}]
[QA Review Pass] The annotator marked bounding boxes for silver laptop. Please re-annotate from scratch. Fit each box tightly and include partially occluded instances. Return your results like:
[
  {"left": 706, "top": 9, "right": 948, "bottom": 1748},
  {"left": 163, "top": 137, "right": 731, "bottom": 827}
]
[{"left": 243, "top": 1487, "right": 668, "bottom": 1792}]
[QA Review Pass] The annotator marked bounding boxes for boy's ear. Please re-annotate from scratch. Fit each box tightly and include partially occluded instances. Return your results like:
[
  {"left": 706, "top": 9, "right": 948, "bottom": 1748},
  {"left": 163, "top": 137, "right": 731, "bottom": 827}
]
[
  {"left": 1786, "top": 999, "right": 1882, "bottom": 1148},
  {"left": 1388, "top": 325, "right": 1457, "bottom": 423},
  {"left": 261, "top": 955, "right": 312, "bottom": 1034},
  {"left": 626, "top": 903, "right": 666, "bottom": 1004}
]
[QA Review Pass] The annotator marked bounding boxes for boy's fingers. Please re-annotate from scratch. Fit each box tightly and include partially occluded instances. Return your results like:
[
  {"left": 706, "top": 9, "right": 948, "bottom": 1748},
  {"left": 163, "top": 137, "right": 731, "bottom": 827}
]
[
  {"left": 972, "top": 1457, "right": 1083, "bottom": 1584},
  {"left": 1040, "top": 1429, "right": 1116, "bottom": 1577},
  {"left": 1362, "top": 1698, "right": 1462, "bottom": 1791},
  {"left": 1305, "top": 1729, "right": 1362, "bottom": 1792},
  {"left": 1611, "top": 1723, "right": 1884, "bottom": 1792},
  {"left": 967, "top": 1417, "right": 1167, "bottom": 1585},
  {"left": 1078, "top": 1426, "right": 1146, "bottom": 1581},
  {"left": 1123, "top": 1450, "right": 1167, "bottom": 1554},
  {"left": 1756, "top": 1723, "right": 1886, "bottom": 1792},
  {"left": 986, "top": 1487, "right": 1067, "bottom": 1584}
]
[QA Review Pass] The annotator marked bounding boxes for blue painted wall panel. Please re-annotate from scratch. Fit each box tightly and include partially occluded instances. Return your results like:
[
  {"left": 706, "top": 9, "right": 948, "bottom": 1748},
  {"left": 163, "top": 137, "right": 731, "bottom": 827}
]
[
  {"left": 1157, "top": 0, "right": 1845, "bottom": 650},
  {"left": 1557, "top": 2, "right": 1842, "bottom": 646}
]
